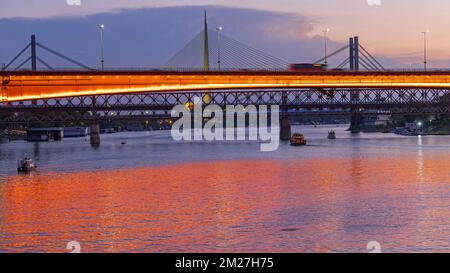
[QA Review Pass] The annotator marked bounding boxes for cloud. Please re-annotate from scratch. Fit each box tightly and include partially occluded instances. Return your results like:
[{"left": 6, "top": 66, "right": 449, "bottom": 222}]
[
  {"left": 0, "top": 5, "right": 400, "bottom": 69},
  {"left": 261, "top": 14, "right": 316, "bottom": 41}
]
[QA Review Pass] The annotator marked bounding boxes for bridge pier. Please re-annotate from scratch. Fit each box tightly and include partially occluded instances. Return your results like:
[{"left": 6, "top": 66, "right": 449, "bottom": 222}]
[
  {"left": 349, "top": 88, "right": 362, "bottom": 132},
  {"left": 349, "top": 113, "right": 363, "bottom": 132},
  {"left": 280, "top": 116, "right": 292, "bottom": 141},
  {"left": 90, "top": 124, "right": 101, "bottom": 146}
]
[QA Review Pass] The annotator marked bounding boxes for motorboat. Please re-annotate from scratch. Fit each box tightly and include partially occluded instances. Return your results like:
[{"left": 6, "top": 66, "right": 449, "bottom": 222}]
[
  {"left": 328, "top": 131, "right": 336, "bottom": 139},
  {"left": 290, "top": 133, "right": 307, "bottom": 146},
  {"left": 17, "top": 156, "right": 37, "bottom": 173}
]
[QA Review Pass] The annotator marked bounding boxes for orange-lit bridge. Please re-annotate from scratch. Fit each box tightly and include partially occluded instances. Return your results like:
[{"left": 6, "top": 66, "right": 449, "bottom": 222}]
[
  {"left": 0, "top": 70, "right": 449, "bottom": 128},
  {"left": 2, "top": 70, "right": 450, "bottom": 102}
]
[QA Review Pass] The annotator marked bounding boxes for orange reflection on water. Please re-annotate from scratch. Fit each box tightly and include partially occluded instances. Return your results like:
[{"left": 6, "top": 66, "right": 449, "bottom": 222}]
[{"left": 0, "top": 155, "right": 449, "bottom": 253}]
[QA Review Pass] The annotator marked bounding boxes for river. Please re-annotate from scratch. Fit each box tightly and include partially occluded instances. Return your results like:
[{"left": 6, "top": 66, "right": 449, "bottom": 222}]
[{"left": 0, "top": 125, "right": 449, "bottom": 252}]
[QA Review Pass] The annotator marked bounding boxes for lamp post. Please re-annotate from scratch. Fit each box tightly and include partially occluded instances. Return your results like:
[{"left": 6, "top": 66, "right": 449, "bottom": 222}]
[
  {"left": 216, "top": 26, "right": 223, "bottom": 71},
  {"left": 99, "top": 24, "right": 105, "bottom": 71},
  {"left": 322, "top": 28, "right": 330, "bottom": 65},
  {"left": 422, "top": 29, "right": 430, "bottom": 71}
]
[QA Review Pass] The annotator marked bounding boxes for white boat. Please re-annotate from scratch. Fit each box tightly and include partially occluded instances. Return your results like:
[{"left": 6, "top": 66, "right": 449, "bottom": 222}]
[
  {"left": 328, "top": 131, "right": 336, "bottom": 139},
  {"left": 17, "top": 156, "right": 37, "bottom": 173}
]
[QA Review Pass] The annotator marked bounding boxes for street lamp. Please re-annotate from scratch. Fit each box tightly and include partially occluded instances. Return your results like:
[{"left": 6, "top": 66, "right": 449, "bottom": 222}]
[
  {"left": 216, "top": 26, "right": 223, "bottom": 71},
  {"left": 99, "top": 24, "right": 105, "bottom": 71},
  {"left": 421, "top": 29, "right": 430, "bottom": 71},
  {"left": 322, "top": 28, "right": 330, "bottom": 65}
]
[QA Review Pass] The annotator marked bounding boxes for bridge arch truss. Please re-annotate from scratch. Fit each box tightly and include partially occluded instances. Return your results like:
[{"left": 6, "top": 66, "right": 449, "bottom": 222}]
[{"left": 0, "top": 88, "right": 448, "bottom": 125}]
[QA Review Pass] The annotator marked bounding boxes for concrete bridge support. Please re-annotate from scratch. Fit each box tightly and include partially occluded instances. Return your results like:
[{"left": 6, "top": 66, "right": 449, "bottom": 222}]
[
  {"left": 90, "top": 123, "right": 101, "bottom": 146},
  {"left": 280, "top": 116, "right": 292, "bottom": 141},
  {"left": 349, "top": 86, "right": 362, "bottom": 131},
  {"left": 349, "top": 113, "right": 363, "bottom": 131},
  {"left": 348, "top": 37, "right": 363, "bottom": 131},
  {"left": 280, "top": 91, "right": 292, "bottom": 141}
]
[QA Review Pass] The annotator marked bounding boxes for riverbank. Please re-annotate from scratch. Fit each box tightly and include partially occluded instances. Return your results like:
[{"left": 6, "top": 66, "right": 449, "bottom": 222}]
[
  {"left": 352, "top": 121, "right": 450, "bottom": 136},
  {"left": 1, "top": 129, "right": 27, "bottom": 141},
  {"left": 428, "top": 125, "right": 450, "bottom": 135}
]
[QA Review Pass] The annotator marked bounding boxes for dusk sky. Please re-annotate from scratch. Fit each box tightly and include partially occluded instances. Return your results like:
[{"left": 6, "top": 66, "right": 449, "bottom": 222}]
[{"left": 1, "top": 0, "right": 450, "bottom": 68}]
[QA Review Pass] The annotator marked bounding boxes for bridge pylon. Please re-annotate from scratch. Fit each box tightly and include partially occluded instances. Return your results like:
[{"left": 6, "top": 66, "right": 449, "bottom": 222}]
[
  {"left": 203, "top": 10, "right": 211, "bottom": 105},
  {"left": 280, "top": 92, "right": 292, "bottom": 141},
  {"left": 31, "top": 34, "right": 37, "bottom": 71},
  {"left": 314, "top": 36, "right": 384, "bottom": 71},
  {"left": 2, "top": 34, "right": 92, "bottom": 71},
  {"left": 349, "top": 37, "right": 362, "bottom": 130},
  {"left": 90, "top": 124, "right": 101, "bottom": 147}
]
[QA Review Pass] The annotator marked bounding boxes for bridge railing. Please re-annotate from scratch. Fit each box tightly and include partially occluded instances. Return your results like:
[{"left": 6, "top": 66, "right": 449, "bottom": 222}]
[
  {"left": 1, "top": 67, "right": 289, "bottom": 72},
  {"left": 3, "top": 66, "right": 450, "bottom": 73}
]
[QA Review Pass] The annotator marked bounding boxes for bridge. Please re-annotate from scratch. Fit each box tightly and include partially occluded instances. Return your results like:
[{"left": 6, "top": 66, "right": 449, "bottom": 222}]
[
  {"left": 1, "top": 13, "right": 449, "bottom": 143},
  {"left": 2, "top": 70, "right": 450, "bottom": 103}
]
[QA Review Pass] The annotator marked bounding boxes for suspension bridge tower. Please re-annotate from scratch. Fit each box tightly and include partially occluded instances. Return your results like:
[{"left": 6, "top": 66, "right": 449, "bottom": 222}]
[
  {"left": 349, "top": 36, "right": 362, "bottom": 131},
  {"left": 203, "top": 11, "right": 210, "bottom": 71},
  {"left": 203, "top": 11, "right": 211, "bottom": 105}
]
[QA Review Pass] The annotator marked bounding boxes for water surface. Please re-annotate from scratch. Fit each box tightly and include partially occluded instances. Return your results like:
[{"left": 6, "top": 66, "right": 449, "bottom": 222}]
[{"left": 0, "top": 125, "right": 449, "bottom": 252}]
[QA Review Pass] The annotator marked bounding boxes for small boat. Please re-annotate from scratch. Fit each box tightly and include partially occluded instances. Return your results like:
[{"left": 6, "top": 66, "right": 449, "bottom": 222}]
[
  {"left": 290, "top": 133, "right": 307, "bottom": 146},
  {"left": 328, "top": 131, "right": 336, "bottom": 139},
  {"left": 17, "top": 156, "right": 37, "bottom": 173}
]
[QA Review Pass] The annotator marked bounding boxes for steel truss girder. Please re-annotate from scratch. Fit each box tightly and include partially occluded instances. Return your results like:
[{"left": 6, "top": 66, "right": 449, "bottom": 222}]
[{"left": 1, "top": 88, "right": 449, "bottom": 124}]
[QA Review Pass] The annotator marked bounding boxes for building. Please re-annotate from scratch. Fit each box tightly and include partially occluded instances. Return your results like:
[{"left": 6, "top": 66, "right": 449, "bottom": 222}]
[
  {"left": 362, "top": 111, "right": 391, "bottom": 126},
  {"left": 63, "top": 127, "right": 88, "bottom": 138},
  {"left": 27, "top": 128, "right": 64, "bottom": 142}
]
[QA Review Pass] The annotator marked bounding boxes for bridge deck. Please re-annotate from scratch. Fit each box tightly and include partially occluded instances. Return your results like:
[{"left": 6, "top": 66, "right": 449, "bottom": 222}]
[{"left": 2, "top": 70, "right": 450, "bottom": 103}]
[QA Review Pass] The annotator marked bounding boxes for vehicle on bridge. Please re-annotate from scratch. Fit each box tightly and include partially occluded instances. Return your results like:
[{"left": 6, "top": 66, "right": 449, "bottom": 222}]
[{"left": 289, "top": 63, "right": 327, "bottom": 71}]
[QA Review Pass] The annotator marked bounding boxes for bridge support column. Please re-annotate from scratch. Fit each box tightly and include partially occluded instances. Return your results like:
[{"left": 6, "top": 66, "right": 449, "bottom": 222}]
[
  {"left": 280, "top": 91, "right": 291, "bottom": 141},
  {"left": 349, "top": 89, "right": 362, "bottom": 132},
  {"left": 90, "top": 123, "right": 101, "bottom": 146},
  {"left": 31, "top": 34, "right": 37, "bottom": 71},
  {"left": 349, "top": 113, "right": 363, "bottom": 131},
  {"left": 280, "top": 116, "right": 292, "bottom": 141}
]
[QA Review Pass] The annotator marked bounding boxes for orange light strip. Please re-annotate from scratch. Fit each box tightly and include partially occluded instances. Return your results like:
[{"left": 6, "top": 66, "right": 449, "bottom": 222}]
[{"left": 2, "top": 73, "right": 450, "bottom": 102}]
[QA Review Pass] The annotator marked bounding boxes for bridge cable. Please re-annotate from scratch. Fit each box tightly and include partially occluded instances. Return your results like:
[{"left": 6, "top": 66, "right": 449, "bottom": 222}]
[
  {"left": 164, "top": 28, "right": 288, "bottom": 70},
  {"left": 220, "top": 35, "right": 286, "bottom": 69},
  {"left": 208, "top": 30, "right": 285, "bottom": 69},
  {"left": 313, "top": 45, "right": 349, "bottom": 64},
  {"left": 4, "top": 43, "right": 31, "bottom": 70},
  {"left": 359, "top": 44, "right": 385, "bottom": 70},
  {"left": 218, "top": 31, "right": 288, "bottom": 69},
  {"left": 213, "top": 40, "right": 243, "bottom": 69},
  {"left": 336, "top": 57, "right": 350, "bottom": 69},
  {"left": 359, "top": 61, "right": 371, "bottom": 71},
  {"left": 359, "top": 50, "right": 382, "bottom": 71},
  {"left": 359, "top": 57, "right": 378, "bottom": 71},
  {"left": 359, "top": 50, "right": 381, "bottom": 71},
  {"left": 36, "top": 42, "right": 93, "bottom": 70},
  {"left": 13, "top": 57, "right": 32, "bottom": 71},
  {"left": 164, "top": 31, "right": 205, "bottom": 70},
  {"left": 220, "top": 37, "right": 280, "bottom": 69},
  {"left": 36, "top": 57, "right": 55, "bottom": 71}
]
